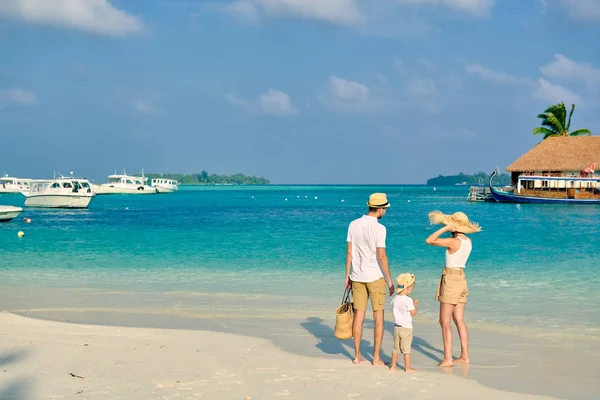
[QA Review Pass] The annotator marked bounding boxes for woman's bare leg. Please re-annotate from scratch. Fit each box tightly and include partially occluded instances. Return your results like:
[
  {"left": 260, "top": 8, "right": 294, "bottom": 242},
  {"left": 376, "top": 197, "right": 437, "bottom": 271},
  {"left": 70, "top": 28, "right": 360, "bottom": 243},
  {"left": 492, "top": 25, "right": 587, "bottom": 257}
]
[
  {"left": 439, "top": 302, "right": 455, "bottom": 367},
  {"left": 452, "top": 303, "right": 469, "bottom": 363}
]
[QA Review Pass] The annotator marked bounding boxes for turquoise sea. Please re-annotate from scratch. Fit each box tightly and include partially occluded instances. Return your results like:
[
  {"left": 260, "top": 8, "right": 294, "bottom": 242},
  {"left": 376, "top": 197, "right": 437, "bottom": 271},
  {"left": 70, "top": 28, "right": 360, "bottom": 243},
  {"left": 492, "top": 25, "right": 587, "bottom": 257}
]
[{"left": 1, "top": 185, "right": 599, "bottom": 342}]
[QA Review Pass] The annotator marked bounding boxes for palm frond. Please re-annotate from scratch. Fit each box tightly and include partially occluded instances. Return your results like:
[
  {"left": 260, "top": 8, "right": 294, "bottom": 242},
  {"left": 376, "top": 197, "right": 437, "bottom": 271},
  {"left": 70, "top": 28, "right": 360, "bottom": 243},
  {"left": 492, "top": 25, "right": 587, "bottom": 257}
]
[
  {"left": 544, "top": 103, "right": 566, "bottom": 126},
  {"left": 566, "top": 104, "right": 575, "bottom": 131},
  {"left": 532, "top": 127, "right": 557, "bottom": 139},
  {"left": 569, "top": 128, "right": 593, "bottom": 136},
  {"left": 542, "top": 113, "right": 566, "bottom": 134}
]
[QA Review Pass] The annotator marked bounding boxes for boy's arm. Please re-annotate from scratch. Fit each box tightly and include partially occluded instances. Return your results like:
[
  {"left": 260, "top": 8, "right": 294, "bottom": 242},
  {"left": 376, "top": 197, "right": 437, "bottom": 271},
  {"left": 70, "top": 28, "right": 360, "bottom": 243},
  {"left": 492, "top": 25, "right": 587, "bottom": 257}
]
[{"left": 410, "top": 299, "right": 418, "bottom": 317}]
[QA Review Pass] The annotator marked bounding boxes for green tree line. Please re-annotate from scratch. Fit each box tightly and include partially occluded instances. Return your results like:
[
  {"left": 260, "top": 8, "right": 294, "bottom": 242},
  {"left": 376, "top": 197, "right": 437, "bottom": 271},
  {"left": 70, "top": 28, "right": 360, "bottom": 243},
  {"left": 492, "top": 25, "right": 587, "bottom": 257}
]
[
  {"left": 146, "top": 171, "right": 270, "bottom": 185},
  {"left": 426, "top": 172, "right": 511, "bottom": 186}
]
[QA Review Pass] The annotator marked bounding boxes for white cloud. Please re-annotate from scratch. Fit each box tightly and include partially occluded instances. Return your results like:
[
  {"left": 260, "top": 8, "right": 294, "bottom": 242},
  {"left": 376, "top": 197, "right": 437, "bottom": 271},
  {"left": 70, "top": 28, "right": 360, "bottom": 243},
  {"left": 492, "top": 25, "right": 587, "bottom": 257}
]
[
  {"left": 396, "top": 0, "right": 494, "bottom": 17},
  {"left": 226, "top": 89, "right": 297, "bottom": 116},
  {"left": 539, "top": 54, "right": 600, "bottom": 90},
  {"left": 130, "top": 99, "right": 157, "bottom": 115},
  {"left": 258, "top": 89, "right": 297, "bottom": 116},
  {"left": 218, "top": 0, "right": 494, "bottom": 27},
  {"left": 0, "top": 0, "right": 142, "bottom": 36},
  {"left": 223, "top": 0, "right": 362, "bottom": 25},
  {"left": 465, "top": 64, "right": 523, "bottom": 85},
  {"left": 532, "top": 78, "right": 582, "bottom": 105},
  {"left": 329, "top": 76, "right": 369, "bottom": 102},
  {"left": 554, "top": 0, "right": 600, "bottom": 21},
  {"left": 0, "top": 88, "right": 36, "bottom": 107},
  {"left": 322, "top": 76, "right": 375, "bottom": 113}
]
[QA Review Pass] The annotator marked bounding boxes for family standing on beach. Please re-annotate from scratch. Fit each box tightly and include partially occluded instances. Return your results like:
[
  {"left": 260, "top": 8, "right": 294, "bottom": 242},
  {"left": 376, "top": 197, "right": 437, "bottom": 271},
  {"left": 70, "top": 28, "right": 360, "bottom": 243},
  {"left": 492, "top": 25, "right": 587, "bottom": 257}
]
[{"left": 344, "top": 193, "right": 481, "bottom": 372}]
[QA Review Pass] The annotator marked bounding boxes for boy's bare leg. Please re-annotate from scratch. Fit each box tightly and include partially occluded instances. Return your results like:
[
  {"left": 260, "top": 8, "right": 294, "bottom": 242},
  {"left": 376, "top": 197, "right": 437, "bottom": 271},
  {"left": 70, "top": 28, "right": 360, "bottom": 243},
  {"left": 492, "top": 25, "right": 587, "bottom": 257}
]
[
  {"left": 372, "top": 309, "right": 385, "bottom": 366},
  {"left": 404, "top": 354, "right": 417, "bottom": 373},
  {"left": 352, "top": 308, "right": 366, "bottom": 364},
  {"left": 452, "top": 303, "right": 470, "bottom": 364},
  {"left": 389, "top": 352, "right": 399, "bottom": 371},
  {"left": 439, "top": 302, "right": 455, "bottom": 367}
]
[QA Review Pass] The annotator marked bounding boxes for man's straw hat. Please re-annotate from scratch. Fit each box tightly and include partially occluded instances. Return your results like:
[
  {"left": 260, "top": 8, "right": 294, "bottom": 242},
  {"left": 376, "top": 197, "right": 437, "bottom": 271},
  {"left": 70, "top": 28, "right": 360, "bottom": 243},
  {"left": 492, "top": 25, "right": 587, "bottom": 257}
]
[
  {"left": 428, "top": 211, "right": 481, "bottom": 234},
  {"left": 396, "top": 273, "right": 415, "bottom": 294},
  {"left": 367, "top": 193, "right": 390, "bottom": 208}
]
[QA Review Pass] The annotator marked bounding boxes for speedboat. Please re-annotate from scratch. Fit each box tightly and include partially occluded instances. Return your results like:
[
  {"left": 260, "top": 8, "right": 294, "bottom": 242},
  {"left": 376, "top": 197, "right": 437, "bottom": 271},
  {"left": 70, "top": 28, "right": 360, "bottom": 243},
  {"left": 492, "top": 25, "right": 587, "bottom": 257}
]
[
  {"left": 0, "top": 175, "right": 31, "bottom": 194},
  {"left": 150, "top": 178, "right": 179, "bottom": 193},
  {"left": 23, "top": 175, "right": 95, "bottom": 209},
  {"left": 93, "top": 170, "right": 158, "bottom": 195},
  {"left": 0, "top": 205, "right": 23, "bottom": 222}
]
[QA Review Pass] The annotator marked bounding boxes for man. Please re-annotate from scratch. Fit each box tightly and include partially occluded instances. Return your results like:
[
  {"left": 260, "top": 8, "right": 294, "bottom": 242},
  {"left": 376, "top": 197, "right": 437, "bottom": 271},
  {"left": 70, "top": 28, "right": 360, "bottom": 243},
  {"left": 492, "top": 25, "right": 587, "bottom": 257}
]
[{"left": 345, "top": 193, "right": 395, "bottom": 366}]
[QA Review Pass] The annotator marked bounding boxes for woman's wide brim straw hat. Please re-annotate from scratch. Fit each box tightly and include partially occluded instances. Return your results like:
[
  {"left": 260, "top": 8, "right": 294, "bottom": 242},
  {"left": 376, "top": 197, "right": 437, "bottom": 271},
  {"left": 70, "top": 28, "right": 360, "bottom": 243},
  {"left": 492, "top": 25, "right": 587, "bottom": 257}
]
[
  {"left": 428, "top": 211, "right": 482, "bottom": 234},
  {"left": 367, "top": 193, "right": 390, "bottom": 208}
]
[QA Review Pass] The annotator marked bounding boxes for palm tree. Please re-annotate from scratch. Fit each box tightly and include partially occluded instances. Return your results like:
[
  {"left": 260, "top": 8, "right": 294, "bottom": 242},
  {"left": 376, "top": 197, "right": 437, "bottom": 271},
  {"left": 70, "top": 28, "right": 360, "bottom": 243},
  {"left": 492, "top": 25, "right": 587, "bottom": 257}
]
[{"left": 533, "top": 102, "right": 592, "bottom": 139}]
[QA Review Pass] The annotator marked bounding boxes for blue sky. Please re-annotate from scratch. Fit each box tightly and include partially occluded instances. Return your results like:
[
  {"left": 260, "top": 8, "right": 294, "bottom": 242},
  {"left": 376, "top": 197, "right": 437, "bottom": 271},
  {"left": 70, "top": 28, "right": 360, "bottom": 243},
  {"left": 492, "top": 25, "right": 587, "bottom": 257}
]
[{"left": 1, "top": 0, "right": 599, "bottom": 184}]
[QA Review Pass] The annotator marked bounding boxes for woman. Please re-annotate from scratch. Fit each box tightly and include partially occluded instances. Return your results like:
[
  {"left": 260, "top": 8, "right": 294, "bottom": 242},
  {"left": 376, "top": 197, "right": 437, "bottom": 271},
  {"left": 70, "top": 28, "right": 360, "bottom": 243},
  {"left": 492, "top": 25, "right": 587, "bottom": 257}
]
[{"left": 425, "top": 211, "right": 481, "bottom": 367}]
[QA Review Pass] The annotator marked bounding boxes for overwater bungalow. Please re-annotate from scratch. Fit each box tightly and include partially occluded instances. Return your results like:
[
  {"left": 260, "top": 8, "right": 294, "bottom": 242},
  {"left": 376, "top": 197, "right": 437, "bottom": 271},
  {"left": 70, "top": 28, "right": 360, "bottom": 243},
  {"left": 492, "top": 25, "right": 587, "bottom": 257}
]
[{"left": 489, "top": 136, "right": 600, "bottom": 204}]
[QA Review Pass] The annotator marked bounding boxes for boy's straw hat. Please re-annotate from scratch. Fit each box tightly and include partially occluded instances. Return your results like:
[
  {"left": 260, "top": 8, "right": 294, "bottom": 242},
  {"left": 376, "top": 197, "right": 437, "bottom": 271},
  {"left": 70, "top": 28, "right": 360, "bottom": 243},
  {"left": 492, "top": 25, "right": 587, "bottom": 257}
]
[
  {"left": 367, "top": 193, "right": 390, "bottom": 208},
  {"left": 428, "top": 211, "right": 481, "bottom": 234},
  {"left": 396, "top": 273, "right": 415, "bottom": 294}
]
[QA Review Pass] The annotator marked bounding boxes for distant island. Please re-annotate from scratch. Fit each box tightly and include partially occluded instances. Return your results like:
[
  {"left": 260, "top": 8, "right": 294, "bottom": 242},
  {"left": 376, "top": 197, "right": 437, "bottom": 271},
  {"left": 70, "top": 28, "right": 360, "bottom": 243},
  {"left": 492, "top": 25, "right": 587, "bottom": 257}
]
[
  {"left": 426, "top": 172, "right": 511, "bottom": 186},
  {"left": 145, "top": 171, "right": 269, "bottom": 185}
]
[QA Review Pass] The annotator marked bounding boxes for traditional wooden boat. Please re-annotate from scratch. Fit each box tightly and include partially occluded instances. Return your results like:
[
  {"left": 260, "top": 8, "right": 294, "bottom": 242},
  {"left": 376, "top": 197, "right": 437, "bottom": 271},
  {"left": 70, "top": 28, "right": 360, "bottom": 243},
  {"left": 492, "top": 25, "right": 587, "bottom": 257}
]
[{"left": 488, "top": 170, "right": 600, "bottom": 204}]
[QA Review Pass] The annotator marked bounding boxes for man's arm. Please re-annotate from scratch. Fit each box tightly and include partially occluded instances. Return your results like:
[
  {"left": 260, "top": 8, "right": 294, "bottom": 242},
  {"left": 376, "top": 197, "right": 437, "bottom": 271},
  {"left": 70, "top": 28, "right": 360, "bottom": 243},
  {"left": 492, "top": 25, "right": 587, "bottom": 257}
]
[
  {"left": 376, "top": 247, "right": 394, "bottom": 296},
  {"left": 345, "top": 242, "right": 352, "bottom": 288}
]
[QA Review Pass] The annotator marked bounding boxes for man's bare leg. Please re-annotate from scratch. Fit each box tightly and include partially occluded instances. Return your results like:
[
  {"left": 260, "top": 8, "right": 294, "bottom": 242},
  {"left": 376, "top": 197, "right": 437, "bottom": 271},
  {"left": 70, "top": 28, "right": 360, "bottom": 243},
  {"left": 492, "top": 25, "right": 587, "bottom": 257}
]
[
  {"left": 439, "top": 302, "right": 455, "bottom": 367},
  {"left": 452, "top": 302, "right": 469, "bottom": 364},
  {"left": 372, "top": 309, "right": 385, "bottom": 366},
  {"left": 352, "top": 308, "right": 366, "bottom": 364}
]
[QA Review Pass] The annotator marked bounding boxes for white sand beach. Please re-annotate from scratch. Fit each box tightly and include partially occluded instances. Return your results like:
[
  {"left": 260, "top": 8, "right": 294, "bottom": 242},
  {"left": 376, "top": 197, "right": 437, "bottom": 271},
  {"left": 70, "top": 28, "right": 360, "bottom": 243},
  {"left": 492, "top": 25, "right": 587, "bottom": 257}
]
[{"left": 0, "top": 312, "right": 563, "bottom": 400}]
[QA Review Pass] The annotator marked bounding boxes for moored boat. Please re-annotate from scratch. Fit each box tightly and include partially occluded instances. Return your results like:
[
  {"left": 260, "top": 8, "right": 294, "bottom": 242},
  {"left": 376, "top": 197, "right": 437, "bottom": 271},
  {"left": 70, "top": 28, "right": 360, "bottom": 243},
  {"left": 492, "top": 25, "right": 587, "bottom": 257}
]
[
  {"left": 0, "top": 205, "right": 23, "bottom": 222},
  {"left": 489, "top": 170, "right": 600, "bottom": 204},
  {"left": 23, "top": 177, "right": 95, "bottom": 208},
  {"left": 93, "top": 170, "right": 158, "bottom": 195},
  {"left": 150, "top": 178, "right": 179, "bottom": 193},
  {"left": 0, "top": 175, "right": 31, "bottom": 194}
]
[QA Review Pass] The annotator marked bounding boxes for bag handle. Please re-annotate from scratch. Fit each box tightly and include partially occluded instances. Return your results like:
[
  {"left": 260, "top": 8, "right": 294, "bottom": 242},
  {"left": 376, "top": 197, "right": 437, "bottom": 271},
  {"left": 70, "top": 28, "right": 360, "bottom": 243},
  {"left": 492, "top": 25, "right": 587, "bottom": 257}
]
[{"left": 341, "top": 287, "right": 352, "bottom": 305}]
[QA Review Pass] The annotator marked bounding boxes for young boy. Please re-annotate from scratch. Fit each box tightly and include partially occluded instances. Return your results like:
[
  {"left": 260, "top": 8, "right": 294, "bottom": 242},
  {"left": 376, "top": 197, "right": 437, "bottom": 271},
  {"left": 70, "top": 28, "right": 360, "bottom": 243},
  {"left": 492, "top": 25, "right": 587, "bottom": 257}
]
[{"left": 390, "top": 273, "right": 418, "bottom": 372}]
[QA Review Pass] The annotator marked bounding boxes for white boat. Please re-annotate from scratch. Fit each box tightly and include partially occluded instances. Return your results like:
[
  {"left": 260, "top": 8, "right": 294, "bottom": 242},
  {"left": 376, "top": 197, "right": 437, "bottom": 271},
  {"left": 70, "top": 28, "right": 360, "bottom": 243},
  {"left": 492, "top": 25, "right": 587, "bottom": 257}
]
[
  {"left": 150, "top": 178, "right": 179, "bottom": 193},
  {"left": 0, "top": 175, "right": 31, "bottom": 194},
  {"left": 23, "top": 176, "right": 95, "bottom": 209},
  {"left": 93, "top": 170, "right": 158, "bottom": 195},
  {"left": 0, "top": 205, "right": 23, "bottom": 222}
]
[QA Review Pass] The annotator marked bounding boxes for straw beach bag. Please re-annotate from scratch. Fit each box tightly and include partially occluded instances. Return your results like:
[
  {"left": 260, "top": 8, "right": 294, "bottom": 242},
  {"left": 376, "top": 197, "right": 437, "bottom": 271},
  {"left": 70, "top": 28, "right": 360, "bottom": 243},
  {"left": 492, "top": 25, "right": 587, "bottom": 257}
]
[{"left": 334, "top": 288, "right": 354, "bottom": 340}]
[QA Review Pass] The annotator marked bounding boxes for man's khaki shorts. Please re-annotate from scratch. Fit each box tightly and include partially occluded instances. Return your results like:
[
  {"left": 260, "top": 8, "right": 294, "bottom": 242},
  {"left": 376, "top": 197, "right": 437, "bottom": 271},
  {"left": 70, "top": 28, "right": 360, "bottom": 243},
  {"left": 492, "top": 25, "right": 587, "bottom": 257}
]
[
  {"left": 392, "top": 326, "right": 413, "bottom": 354},
  {"left": 352, "top": 278, "right": 386, "bottom": 311},
  {"left": 435, "top": 267, "right": 468, "bottom": 305}
]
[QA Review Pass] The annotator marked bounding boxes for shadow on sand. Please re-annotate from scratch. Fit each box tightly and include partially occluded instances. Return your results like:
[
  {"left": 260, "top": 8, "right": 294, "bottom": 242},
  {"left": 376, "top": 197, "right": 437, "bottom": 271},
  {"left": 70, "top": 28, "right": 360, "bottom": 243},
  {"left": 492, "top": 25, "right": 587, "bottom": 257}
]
[
  {"left": 301, "top": 317, "right": 444, "bottom": 365},
  {"left": 0, "top": 349, "right": 31, "bottom": 400}
]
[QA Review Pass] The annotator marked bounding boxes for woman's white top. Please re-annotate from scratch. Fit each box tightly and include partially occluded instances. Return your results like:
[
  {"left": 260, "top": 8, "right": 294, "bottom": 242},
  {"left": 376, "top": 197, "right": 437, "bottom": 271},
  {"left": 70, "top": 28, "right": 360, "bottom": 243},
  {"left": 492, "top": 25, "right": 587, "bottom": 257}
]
[{"left": 445, "top": 236, "right": 471, "bottom": 269}]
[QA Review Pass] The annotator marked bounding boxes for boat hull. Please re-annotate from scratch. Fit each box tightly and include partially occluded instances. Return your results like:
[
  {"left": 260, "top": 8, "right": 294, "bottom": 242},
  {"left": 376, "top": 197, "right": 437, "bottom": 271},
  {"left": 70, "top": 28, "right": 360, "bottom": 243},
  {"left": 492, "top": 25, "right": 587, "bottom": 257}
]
[
  {"left": 93, "top": 184, "right": 158, "bottom": 195},
  {"left": 489, "top": 189, "right": 600, "bottom": 204},
  {"left": 489, "top": 170, "right": 600, "bottom": 204},
  {"left": 24, "top": 195, "right": 93, "bottom": 209},
  {"left": 153, "top": 185, "right": 178, "bottom": 193},
  {"left": 0, "top": 206, "right": 23, "bottom": 222}
]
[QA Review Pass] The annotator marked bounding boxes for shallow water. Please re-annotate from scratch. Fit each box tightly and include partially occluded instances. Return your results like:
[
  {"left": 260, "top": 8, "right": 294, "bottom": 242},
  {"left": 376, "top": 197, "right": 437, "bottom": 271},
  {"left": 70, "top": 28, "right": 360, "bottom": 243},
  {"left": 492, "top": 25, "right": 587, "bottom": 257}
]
[{"left": 1, "top": 185, "right": 599, "bottom": 341}]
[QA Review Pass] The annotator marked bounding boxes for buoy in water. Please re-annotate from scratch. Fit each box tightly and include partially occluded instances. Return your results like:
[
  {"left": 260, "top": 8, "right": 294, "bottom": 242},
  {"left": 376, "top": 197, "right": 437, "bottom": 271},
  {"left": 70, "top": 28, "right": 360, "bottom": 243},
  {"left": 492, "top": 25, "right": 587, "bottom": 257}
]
[{"left": 17, "top": 231, "right": 25, "bottom": 238}]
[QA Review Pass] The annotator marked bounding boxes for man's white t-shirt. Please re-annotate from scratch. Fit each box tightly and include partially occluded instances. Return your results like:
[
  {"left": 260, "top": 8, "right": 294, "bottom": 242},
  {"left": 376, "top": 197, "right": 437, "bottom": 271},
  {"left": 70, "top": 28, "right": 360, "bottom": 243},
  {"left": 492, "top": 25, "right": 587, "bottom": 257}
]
[
  {"left": 392, "top": 295, "right": 415, "bottom": 328},
  {"left": 347, "top": 215, "right": 386, "bottom": 283}
]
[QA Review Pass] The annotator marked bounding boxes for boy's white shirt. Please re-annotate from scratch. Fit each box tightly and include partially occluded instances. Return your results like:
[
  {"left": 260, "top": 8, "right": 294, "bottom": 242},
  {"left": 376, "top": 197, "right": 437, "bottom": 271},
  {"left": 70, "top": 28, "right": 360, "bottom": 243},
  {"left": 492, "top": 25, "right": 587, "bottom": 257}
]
[{"left": 391, "top": 294, "right": 415, "bottom": 329}]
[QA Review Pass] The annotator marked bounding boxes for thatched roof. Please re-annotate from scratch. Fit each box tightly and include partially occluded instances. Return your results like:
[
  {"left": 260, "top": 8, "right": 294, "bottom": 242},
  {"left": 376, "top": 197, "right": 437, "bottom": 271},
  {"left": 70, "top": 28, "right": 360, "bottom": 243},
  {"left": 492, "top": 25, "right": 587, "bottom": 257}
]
[{"left": 507, "top": 136, "right": 600, "bottom": 172}]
